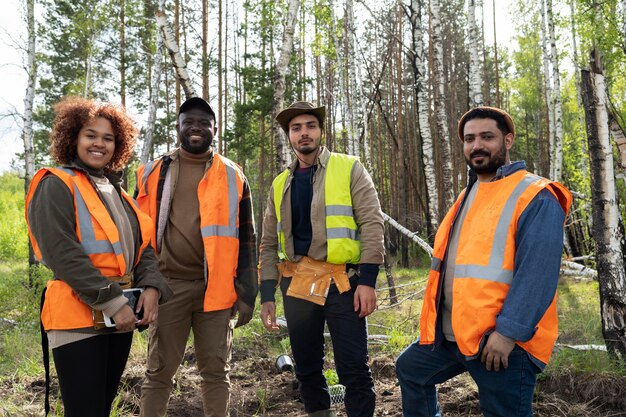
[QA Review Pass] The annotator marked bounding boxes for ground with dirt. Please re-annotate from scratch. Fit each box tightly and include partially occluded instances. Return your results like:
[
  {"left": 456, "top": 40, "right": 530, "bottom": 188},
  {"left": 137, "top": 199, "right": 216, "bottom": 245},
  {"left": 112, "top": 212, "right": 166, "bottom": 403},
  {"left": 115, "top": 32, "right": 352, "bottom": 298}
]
[{"left": 19, "top": 339, "right": 626, "bottom": 417}]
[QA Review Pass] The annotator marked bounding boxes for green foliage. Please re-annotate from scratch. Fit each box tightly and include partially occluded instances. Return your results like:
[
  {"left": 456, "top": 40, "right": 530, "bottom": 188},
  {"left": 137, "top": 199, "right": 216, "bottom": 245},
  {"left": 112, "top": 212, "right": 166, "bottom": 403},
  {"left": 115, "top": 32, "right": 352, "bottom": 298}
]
[
  {"left": 547, "top": 348, "right": 626, "bottom": 377},
  {"left": 323, "top": 368, "right": 339, "bottom": 386},
  {"left": 557, "top": 278, "right": 603, "bottom": 344},
  {"left": 0, "top": 174, "right": 28, "bottom": 260}
]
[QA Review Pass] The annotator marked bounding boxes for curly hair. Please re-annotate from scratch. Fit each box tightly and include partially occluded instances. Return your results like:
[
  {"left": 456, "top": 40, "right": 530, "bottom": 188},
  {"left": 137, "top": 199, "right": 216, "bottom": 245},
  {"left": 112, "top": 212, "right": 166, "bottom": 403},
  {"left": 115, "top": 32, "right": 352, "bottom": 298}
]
[{"left": 49, "top": 96, "right": 138, "bottom": 172}]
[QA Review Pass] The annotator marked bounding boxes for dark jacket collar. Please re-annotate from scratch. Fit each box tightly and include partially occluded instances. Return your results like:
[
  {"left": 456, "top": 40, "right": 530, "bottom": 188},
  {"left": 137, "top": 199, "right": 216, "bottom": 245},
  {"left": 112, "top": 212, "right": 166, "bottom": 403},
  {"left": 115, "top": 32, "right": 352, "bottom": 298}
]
[
  {"left": 468, "top": 160, "right": 527, "bottom": 187},
  {"left": 67, "top": 158, "right": 124, "bottom": 189}
]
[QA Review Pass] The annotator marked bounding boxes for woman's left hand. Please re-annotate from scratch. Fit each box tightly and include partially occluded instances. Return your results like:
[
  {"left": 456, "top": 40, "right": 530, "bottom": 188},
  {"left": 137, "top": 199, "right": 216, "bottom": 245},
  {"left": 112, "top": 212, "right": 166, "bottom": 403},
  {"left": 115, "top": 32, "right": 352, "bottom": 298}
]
[{"left": 136, "top": 287, "right": 160, "bottom": 326}]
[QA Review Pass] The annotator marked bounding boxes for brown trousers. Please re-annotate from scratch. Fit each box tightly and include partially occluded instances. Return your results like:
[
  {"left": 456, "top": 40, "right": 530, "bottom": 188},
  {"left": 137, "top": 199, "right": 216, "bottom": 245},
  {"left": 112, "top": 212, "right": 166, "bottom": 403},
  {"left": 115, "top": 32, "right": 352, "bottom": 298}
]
[{"left": 140, "top": 278, "right": 234, "bottom": 417}]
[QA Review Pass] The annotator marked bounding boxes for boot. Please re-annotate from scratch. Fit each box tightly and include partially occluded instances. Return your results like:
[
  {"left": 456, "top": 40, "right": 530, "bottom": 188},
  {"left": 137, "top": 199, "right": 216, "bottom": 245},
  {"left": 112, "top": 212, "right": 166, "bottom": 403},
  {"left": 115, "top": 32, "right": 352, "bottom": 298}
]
[{"left": 308, "top": 410, "right": 337, "bottom": 417}]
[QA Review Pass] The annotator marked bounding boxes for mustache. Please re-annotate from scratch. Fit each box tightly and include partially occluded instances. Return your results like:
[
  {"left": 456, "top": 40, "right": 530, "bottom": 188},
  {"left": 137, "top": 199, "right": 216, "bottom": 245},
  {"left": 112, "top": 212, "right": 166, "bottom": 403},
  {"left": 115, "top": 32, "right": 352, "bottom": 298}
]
[{"left": 470, "top": 150, "right": 490, "bottom": 158}]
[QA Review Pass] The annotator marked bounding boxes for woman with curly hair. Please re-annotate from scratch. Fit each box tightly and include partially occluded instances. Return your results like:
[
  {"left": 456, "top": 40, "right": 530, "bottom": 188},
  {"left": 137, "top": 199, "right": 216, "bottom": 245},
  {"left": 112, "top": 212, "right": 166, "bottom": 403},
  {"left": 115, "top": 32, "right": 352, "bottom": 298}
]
[{"left": 25, "top": 96, "right": 172, "bottom": 417}]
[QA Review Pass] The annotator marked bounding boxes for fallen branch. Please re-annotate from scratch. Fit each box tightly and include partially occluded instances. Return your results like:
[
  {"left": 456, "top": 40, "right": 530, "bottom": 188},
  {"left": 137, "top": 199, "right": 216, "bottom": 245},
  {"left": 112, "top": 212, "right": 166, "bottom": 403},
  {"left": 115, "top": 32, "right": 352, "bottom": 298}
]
[
  {"left": 561, "top": 260, "right": 597, "bottom": 279},
  {"left": 382, "top": 212, "right": 432, "bottom": 256}
]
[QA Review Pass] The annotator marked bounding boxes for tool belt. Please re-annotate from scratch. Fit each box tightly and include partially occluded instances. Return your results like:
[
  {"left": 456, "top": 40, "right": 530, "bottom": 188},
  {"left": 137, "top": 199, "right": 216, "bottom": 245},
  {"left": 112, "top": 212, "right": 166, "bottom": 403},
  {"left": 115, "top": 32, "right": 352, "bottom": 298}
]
[
  {"left": 278, "top": 256, "right": 351, "bottom": 306},
  {"left": 92, "top": 274, "right": 133, "bottom": 330}
]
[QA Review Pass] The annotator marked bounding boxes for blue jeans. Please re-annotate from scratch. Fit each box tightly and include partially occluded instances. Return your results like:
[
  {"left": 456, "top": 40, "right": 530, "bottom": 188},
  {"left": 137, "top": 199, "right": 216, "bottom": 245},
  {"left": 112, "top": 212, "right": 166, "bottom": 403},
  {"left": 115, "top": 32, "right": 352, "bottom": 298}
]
[
  {"left": 281, "top": 277, "right": 375, "bottom": 417},
  {"left": 396, "top": 339, "right": 539, "bottom": 417}
]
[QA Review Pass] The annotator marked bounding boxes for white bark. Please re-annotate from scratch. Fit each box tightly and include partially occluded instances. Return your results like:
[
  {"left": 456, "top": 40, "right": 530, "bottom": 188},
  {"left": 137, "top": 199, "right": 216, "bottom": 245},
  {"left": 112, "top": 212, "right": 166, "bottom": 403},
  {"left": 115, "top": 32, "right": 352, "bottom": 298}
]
[
  {"left": 141, "top": 30, "right": 164, "bottom": 164},
  {"left": 547, "top": 0, "right": 563, "bottom": 182},
  {"left": 467, "top": 0, "right": 483, "bottom": 107},
  {"left": 540, "top": 0, "right": 555, "bottom": 178},
  {"left": 608, "top": 108, "right": 626, "bottom": 168},
  {"left": 622, "top": 0, "right": 626, "bottom": 53},
  {"left": 271, "top": 0, "right": 299, "bottom": 171},
  {"left": 569, "top": 0, "right": 588, "bottom": 179},
  {"left": 382, "top": 212, "right": 433, "bottom": 256},
  {"left": 581, "top": 63, "right": 626, "bottom": 358},
  {"left": 22, "top": 0, "right": 36, "bottom": 191},
  {"left": 156, "top": 5, "right": 195, "bottom": 99},
  {"left": 410, "top": 0, "right": 438, "bottom": 234},
  {"left": 561, "top": 260, "right": 597, "bottom": 279},
  {"left": 344, "top": 0, "right": 360, "bottom": 157},
  {"left": 430, "top": 0, "right": 455, "bottom": 208}
]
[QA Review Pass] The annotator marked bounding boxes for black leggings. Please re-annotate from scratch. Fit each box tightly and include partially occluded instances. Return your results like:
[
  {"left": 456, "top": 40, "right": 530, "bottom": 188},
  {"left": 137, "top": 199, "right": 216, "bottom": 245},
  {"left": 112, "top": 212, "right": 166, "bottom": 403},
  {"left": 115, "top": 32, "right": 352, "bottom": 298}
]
[{"left": 52, "top": 332, "right": 133, "bottom": 417}]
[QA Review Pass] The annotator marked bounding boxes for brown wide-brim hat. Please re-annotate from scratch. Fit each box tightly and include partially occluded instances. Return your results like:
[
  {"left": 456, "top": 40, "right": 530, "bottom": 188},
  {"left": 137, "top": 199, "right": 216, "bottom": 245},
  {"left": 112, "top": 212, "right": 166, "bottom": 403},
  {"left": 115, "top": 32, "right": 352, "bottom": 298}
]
[
  {"left": 276, "top": 101, "right": 325, "bottom": 134},
  {"left": 457, "top": 106, "right": 515, "bottom": 141}
]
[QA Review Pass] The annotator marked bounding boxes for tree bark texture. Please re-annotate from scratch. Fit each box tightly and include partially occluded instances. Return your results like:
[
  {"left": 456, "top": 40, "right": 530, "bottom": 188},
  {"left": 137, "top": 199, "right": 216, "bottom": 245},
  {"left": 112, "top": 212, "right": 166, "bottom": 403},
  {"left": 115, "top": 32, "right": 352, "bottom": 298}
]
[
  {"left": 22, "top": 0, "right": 38, "bottom": 276},
  {"left": 409, "top": 0, "right": 438, "bottom": 239},
  {"left": 141, "top": 30, "right": 164, "bottom": 164},
  {"left": 430, "top": 0, "right": 455, "bottom": 210},
  {"left": 547, "top": 0, "right": 564, "bottom": 182},
  {"left": 581, "top": 65, "right": 626, "bottom": 359},
  {"left": 156, "top": 6, "right": 195, "bottom": 99},
  {"left": 271, "top": 0, "right": 299, "bottom": 172},
  {"left": 467, "top": 0, "right": 483, "bottom": 107}
]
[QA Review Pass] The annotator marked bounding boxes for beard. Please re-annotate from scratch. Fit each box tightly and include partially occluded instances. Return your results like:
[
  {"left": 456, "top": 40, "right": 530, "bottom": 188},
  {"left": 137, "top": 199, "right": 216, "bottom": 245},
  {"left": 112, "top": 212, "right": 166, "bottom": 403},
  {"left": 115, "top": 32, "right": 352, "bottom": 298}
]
[
  {"left": 465, "top": 143, "right": 507, "bottom": 175},
  {"left": 180, "top": 134, "right": 213, "bottom": 154}
]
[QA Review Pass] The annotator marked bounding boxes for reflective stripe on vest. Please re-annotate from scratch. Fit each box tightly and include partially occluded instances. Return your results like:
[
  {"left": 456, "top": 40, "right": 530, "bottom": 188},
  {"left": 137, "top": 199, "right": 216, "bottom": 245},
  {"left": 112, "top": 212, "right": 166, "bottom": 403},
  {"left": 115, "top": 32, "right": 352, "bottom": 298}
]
[
  {"left": 200, "top": 160, "right": 240, "bottom": 239},
  {"left": 419, "top": 170, "right": 571, "bottom": 365},
  {"left": 272, "top": 153, "right": 361, "bottom": 264},
  {"left": 453, "top": 174, "right": 539, "bottom": 285},
  {"left": 55, "top": 168, "right": 125, "bottom": 257},
  {"left": 136, "top": 154, "right": 244, "bottom": 312},
  {"left": 273, "top": 170, "right": 291, "bottom": 261},
  {"left": 135, "top": 159, "right": 163, "bottom": 247},
  {"left": 25, "top": 167, "right": 153, "bottom": 330},
  {"left": 325, "top": 154, "right": 360, "bottom": 264}
]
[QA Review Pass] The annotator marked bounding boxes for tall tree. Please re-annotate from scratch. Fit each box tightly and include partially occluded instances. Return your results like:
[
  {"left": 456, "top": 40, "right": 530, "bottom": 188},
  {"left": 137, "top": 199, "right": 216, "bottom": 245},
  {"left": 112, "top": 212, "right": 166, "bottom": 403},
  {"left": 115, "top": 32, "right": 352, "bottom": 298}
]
[
  {"left": 467, "top": 0, "right": 483, "bottom": 107},
  {"left": 581, "top": 54, "right": 626, "bottom": 359},
  {"left": 430, "top": 0, "right": 455, "bottom": 209},
  {"left": 22, "top": 0, "right": 37, "bottom": 275},
  {"left": 546, "top": 0, "right": 564, "bottom": 181},
  {"left": 271, "top": 0, "right": 300, "bottom": 172},
  {"left": 408, "top": 0, "right": 438, "bottom": 238}
]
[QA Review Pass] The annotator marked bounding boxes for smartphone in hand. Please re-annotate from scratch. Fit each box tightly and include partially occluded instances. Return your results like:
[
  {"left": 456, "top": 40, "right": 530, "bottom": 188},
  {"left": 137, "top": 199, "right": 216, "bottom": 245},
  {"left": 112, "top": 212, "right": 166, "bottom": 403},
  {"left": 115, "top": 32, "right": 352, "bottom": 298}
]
[{"left": 103, "top": 288, "right": 144, "bottom": 327}]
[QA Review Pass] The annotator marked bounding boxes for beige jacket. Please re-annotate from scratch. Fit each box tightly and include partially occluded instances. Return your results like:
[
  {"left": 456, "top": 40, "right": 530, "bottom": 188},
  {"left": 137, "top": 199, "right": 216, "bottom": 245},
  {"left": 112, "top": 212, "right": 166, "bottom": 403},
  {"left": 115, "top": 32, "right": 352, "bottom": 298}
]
[{"left": 259, "top": 147, "right": 385, "bottom": 282}]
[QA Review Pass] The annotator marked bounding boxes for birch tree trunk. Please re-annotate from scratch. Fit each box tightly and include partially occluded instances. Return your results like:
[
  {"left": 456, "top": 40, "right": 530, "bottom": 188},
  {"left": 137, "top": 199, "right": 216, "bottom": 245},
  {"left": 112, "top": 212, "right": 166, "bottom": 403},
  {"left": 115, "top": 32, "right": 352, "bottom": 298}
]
[
  {"left": 540, "top": 0, "right": 555, "bottom": 178},
  {"left": 22, "top": 0, "right": 38, "bottom": 278},
  {"left": 156, "top": 2, "right": 195, "bottom": 99},
  {"left": 546, "top": 0, "right": 563, "bottom": 182},
  {"left": 271, "top": 0, "right": 299, "bottom": 172},
  {"left": 409, "top": 0, "right": 438, "bottom": 238},
  {"left": 467, "top": 0, "right": 483, "bottom": 107},
  {"left": 202, "top": 0, "right": 209, "bottom": 100},
  {"left": 344, "top": 0, "right": 359, "bottom": 156},
  {"left": 581, "top": 57, "right": 626, "bottom": 359},
  {"left": 569, "top": 0, "right": 588, "bottom": 179},
  {"left": 141, "top": 29, "right": 164, "bottom": 164},
  {"left": 430, "top": 0, "right": 455, "bottom": 209},
  {"left": 622, "top": 0, "right": 626, "bottom": 54},
  {"left": 119, "top": 0, "right": 126, "bottom": 107}
]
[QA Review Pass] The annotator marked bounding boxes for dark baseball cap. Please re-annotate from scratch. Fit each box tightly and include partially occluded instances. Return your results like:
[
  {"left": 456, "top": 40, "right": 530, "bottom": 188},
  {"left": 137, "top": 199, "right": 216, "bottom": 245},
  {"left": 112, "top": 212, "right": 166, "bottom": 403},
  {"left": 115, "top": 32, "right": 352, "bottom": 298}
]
[{"left": 178, "top": 96, "right": 215, "bottom": 118}]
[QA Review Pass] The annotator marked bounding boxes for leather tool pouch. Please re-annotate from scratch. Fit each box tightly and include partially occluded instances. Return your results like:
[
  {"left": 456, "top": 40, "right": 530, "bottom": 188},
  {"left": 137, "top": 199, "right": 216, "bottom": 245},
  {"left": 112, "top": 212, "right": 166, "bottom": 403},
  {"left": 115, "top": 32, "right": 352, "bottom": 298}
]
[
  {"left": 92, "top": 274, "right": 133, "bottom": 330},
  {"left": 278, "top": 257, "right": 351, "bottom": 306}
]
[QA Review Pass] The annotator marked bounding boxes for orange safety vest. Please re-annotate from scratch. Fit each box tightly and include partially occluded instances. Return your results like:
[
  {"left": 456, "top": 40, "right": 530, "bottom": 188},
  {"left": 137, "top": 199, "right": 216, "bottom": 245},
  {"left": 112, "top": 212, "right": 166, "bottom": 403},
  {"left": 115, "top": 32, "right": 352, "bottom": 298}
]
[
  {"left": 135, "top": 153, "right": 244, "bottom": 312},
  {"left": 419, "top": 170, "right": 571, "bottom": 365},
  {"left": 25, "top": 167, "right": 153, "bottom": 330}
]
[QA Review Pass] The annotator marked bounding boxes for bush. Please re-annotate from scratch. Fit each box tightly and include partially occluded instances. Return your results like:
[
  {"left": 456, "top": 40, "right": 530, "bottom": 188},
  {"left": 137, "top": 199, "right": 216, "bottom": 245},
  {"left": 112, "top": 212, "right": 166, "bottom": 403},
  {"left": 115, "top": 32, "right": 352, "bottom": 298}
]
[{"left": 0, "top": 173, "right": 28, "bottom": 261}]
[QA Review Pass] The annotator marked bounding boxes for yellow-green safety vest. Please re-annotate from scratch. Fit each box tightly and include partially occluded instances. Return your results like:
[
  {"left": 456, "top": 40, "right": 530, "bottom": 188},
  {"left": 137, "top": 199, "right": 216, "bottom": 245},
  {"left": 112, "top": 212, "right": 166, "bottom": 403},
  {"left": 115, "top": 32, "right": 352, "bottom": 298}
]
[{"left": 273, "top": 153, "right": 361, "bottom": 264}]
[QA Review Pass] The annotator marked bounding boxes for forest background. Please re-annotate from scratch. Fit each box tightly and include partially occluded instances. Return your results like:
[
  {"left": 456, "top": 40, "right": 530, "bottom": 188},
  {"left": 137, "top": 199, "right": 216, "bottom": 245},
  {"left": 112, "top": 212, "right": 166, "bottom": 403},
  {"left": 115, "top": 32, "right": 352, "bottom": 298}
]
[{"left": 1, "top": 0, "right": 626, "bottom": 415}]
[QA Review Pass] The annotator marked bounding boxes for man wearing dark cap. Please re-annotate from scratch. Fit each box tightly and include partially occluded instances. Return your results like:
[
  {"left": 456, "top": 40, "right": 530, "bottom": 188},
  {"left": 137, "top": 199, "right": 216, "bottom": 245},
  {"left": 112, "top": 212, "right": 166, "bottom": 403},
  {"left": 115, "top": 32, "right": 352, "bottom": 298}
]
[
  {"left": 396, "top": 107, "right": 572, "bottom": 417},
  {"left": 135, "top": 96, "right": 257, "bottom": 417},
  {"left": 259, "top": 101, "right": 385, "bottom": 417}
]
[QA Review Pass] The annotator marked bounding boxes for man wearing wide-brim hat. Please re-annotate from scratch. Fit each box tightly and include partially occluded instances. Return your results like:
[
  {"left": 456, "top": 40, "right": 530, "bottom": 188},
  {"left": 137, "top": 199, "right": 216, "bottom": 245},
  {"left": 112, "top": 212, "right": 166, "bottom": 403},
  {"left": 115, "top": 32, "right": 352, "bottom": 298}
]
[{"left": 259, "top": 101, "right": 385, "bottom": 417}]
